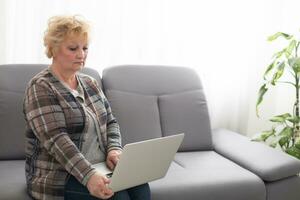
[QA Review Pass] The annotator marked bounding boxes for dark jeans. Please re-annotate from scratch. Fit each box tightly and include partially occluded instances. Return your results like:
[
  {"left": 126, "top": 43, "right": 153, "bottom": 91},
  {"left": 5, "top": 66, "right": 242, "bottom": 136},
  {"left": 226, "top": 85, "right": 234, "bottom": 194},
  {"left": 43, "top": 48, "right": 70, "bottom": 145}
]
[{"left": 64, "top": 175, "right": 151, "bottom": 200}]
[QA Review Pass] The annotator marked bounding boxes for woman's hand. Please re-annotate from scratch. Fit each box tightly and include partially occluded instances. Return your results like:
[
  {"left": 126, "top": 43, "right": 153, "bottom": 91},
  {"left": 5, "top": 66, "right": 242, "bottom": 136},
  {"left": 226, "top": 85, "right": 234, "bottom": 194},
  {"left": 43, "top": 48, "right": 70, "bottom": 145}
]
[
  {"left": 106, "top": 150, "right": 122, "bottom": 170},
  {"left": 86, "top": 171, "right": 114, "bottom": 199}
]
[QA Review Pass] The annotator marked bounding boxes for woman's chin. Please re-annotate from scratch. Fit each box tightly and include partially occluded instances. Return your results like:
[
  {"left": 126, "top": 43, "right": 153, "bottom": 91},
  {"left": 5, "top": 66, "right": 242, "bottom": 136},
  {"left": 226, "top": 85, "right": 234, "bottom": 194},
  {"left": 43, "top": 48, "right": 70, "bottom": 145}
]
[{"left": 73, "top": 63, "right": 84, "bottom": 70}]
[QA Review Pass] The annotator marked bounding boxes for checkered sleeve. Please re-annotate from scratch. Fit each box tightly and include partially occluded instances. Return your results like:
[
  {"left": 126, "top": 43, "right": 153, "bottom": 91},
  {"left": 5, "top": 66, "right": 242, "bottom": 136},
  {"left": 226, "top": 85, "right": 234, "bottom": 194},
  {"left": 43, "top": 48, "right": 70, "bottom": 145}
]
[
  {"left": 90, "top": 78, "right": 123, "bottom": 152},
  {"left": 102, "top": 93, "right": 123, "bottom": 152},
  {"left": 24, "top": 80, "right": 95, "bottom": 185}
]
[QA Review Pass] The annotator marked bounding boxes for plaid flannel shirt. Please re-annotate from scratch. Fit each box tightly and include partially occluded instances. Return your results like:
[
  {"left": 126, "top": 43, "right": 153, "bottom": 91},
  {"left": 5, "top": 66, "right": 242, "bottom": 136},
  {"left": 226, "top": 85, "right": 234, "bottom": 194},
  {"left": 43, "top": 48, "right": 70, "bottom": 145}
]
[{"left": 23, "top": 68, "right": 122, "bottom": 200}]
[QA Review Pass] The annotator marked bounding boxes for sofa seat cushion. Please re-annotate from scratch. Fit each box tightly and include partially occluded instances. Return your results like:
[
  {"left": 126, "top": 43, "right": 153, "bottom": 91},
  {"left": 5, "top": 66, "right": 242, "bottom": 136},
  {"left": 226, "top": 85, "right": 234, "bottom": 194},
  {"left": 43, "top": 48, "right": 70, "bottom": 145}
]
[
  {"left": 266, "top": 175, "right": 300, "bottom": 200},
  {"left": 0, "top": 160, "right": 31, "bottom": 200},
  {"left": 150, "top": 151, "right": 266, "bottom": 200}
]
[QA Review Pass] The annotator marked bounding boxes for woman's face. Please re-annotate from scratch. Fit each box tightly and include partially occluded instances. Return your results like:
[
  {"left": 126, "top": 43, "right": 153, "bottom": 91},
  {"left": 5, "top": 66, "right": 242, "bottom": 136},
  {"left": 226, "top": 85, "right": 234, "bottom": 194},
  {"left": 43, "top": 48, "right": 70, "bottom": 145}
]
[{"left": 53, "top": 34, "right": 89, "bottom": 72}]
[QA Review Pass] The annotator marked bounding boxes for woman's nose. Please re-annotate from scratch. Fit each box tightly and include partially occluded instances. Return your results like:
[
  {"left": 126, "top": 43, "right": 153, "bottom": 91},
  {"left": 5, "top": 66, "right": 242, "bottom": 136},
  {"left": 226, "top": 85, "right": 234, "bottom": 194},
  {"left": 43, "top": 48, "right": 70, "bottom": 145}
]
[{"left": 76, "top": 49, "right": 85, "bottom": 58}]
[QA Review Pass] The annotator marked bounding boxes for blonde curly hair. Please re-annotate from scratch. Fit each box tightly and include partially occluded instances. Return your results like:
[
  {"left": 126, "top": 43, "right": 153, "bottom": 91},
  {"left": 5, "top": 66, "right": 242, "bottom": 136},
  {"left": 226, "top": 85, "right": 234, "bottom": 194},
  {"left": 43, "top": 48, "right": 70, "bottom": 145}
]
[{"left": 43, "top": 15, "right": 90, "bottom": 58}]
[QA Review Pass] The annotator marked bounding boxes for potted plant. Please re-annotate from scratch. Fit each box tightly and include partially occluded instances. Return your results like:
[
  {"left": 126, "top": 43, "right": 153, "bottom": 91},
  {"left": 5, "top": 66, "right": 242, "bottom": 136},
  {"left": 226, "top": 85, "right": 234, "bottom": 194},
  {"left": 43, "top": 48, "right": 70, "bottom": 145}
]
[{"left": 254, "top": 31, "right": 300, "bottom": 159}]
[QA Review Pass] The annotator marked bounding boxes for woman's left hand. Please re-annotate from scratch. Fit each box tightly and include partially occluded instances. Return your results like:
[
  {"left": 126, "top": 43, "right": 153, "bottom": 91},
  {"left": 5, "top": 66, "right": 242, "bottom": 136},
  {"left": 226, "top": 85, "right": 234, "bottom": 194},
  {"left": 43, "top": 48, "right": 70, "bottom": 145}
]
[{"left": 106, "top": 150, "right": 122, "bottom": 170}]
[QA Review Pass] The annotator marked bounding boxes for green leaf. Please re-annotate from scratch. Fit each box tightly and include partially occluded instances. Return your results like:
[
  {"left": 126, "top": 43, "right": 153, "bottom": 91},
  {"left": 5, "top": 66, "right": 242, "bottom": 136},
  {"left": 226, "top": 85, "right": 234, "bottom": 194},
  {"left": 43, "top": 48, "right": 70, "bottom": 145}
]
[
  {"left": 278, "top": 126, "right": 293, "bottom": 137},
  {"left": 271, "top": 62, "right": 285, "bottom": 85},
  {"left": 256, "top": 84, "right": 268, "bottom": 116},
  {"left": 251, "top": 137, "right": 264, "bottom": 142},
  {"left": 287, "top": 116, "right": 300, "bottom": 124},
  {"left": 286, "top": 146, "right": 300, "bottom": 159},
  {"left": 295, "top": 138, "right": 300, "bottom": 149},
  {"left": 279, "top": 136, "right": 289, "bottom": 147},
  {"left": 263, "top": 62, "right": 276, "bottom": 79},
  {"left": 272, "top": 50, "right": 285, "bottom": 59},
  {"left": 270, "top": 139, "right": 278, "bottom": 148},
  {"left": 288, "top": 57, "right": 295, "bottom": 66},
  {"left": 276, "top": 127, "right": 293, "bottom": 149},
  {"left": 289, "top": 57, "right": 300, "bottom": 75},
  {"left": 285, "top": 39, "right": 297, "bottom": 57},
  {"left": 268, "top": 32, "right": 293, "bottom": 41},
  {"left": 270, "top": 113, "right": 292, "bottom": 123},
  {"left": 252, "top": 130, "right": 275, "bottom": 142}
]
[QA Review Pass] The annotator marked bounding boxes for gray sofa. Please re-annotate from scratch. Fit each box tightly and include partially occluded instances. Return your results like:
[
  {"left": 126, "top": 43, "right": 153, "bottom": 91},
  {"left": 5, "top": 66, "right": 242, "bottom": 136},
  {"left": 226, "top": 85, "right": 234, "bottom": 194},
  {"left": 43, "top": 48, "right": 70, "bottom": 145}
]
[{"left": 1, "top": 64, "right": 300, "bottom": 200}]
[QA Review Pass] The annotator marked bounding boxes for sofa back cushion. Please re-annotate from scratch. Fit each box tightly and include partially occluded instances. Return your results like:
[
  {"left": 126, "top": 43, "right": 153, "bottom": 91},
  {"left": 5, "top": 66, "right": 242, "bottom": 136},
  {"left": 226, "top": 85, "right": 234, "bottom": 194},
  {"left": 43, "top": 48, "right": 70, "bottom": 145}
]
[
  {"left": 0, "top": 64, "right": 101, "bottom": 160},
  {"left": 102, "top": 65, "right": 213, "bottom": 151}
]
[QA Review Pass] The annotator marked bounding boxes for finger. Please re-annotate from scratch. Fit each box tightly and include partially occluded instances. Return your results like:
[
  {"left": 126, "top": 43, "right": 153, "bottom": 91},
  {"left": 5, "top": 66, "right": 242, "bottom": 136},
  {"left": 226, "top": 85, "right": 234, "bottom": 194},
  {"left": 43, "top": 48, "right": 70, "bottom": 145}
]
[
  {"left": 96, "top": 185, "right": 113, "bottom": 199},
  {"left": 101, "top": 190, "right": 113, "bottom": 198},
  {"left": 101, "top": 192, "right": 114, "bottom": 200},
  {"left": 99, "top": 185, "right": 114, "bottom": 198},
  {"left": 98, "top": 192, "right": 112, "bottom": 200},
  {"left": 106, "top": 159, "right": 115, "bottom": 170},
  {"left": 112, "top": 156, "right": 119, "bottom": 165},
  {"left": 99, "top": 176, "right": 111, "bottom": 186},
  {"left": 105, "top": 191, "right": 114, "bottom": 198},
  {"left": 91, "top": 190, "right": 111, "bottom": 200},
  {"left": 103, "top": 187, "right": 114, "bottom": 195},
  {"left": 103, "top": 178, "right": 111, "bottom": 184}
]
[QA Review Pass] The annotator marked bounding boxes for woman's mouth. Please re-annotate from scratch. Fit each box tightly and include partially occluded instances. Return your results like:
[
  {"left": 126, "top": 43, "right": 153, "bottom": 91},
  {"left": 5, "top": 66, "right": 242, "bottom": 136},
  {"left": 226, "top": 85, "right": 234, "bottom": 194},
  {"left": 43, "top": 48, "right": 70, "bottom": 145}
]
[{"left": 74, "top": 61, "right": 84, "bottom": 65}]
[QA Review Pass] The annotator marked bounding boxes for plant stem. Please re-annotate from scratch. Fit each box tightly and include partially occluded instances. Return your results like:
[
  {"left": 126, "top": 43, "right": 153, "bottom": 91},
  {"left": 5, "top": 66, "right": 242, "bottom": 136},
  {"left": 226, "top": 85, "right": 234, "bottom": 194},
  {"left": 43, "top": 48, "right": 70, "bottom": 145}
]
[
  {"left": 277, "top": 81, "right": 296, "bottom": 86},
  {"left": 293, "top": 76, "right": 299, "bottom": 146},
  {"left": 296, "top": 42, "right": 299, "bottom": 57},
  {"left": 294, "top": 42, "right": 300, "bottom": 145},
  {"left": 290, "top": 43, "right": 299, "bottom": 147}
]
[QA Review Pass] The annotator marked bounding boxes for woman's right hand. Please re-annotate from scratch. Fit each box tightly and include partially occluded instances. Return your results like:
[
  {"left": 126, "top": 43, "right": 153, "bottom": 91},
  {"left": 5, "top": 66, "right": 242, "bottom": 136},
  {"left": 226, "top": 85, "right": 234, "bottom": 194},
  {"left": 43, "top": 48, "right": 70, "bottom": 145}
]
[{"left": 87, "top": 171, "right": 114, "bottom": 199}]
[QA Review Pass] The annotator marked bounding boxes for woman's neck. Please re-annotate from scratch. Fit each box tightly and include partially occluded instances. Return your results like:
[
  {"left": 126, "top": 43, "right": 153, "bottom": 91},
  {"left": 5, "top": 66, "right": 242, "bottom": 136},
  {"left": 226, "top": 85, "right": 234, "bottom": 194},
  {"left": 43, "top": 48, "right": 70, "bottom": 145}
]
[{"left": 50, "top": 64, "right": 78, "bottom": 90}]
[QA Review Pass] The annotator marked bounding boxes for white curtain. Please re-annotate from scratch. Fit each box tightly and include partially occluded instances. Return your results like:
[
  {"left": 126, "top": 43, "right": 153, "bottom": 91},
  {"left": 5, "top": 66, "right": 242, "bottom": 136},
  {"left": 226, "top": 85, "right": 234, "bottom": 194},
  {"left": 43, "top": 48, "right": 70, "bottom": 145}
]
[{"left": 1, "top": 0, "right": 299, "bottom": 136}]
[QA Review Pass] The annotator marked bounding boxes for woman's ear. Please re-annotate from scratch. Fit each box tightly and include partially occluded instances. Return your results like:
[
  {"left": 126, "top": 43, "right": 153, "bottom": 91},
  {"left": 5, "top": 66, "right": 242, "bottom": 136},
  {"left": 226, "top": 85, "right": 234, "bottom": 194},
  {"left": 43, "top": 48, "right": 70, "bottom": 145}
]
[{"left": 51, "top": 46, "right": 57, "bottom": 58}]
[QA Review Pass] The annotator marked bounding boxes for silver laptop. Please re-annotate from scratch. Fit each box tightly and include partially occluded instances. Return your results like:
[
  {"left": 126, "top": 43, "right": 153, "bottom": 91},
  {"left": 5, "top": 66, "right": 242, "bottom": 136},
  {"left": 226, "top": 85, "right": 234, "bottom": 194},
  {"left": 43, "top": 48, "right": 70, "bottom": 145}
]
[{"left": 92, "top": 133, "right": 184, "bottom": 192}]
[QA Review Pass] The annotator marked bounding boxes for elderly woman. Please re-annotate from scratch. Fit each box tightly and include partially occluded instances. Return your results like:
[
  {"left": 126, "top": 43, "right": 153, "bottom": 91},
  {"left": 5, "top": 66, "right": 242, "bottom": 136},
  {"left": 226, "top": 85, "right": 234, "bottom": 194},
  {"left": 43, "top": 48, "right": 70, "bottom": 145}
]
[{"left": 23, "top": 15, "right": 150, "bottom": 200}]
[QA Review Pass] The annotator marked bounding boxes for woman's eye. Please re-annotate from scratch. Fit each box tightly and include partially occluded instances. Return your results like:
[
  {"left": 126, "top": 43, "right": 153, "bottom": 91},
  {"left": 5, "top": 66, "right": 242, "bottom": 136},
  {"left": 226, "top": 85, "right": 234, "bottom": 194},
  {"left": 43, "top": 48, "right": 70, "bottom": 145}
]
[
  {"left": 69, "top": 47, "right": 77, "bottom": 51},
  {"left": 83, "top": 47, "right": 88, "bottom": 51}
]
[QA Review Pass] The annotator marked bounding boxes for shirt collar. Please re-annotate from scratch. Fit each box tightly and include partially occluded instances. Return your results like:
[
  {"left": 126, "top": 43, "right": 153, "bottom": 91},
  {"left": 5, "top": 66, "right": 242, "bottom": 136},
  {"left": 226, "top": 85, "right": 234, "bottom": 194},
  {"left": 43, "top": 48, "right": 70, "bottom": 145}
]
[{"left": 48, "top": 67, "right": 85, "bottom": 103}]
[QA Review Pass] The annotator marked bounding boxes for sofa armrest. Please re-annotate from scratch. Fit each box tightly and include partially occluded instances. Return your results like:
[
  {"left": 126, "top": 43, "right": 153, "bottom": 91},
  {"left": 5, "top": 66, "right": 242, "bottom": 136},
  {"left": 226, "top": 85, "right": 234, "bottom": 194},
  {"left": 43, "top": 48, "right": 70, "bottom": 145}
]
[{"left": 212, "top": 128, "right": 300, "bottom": 181}]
